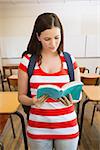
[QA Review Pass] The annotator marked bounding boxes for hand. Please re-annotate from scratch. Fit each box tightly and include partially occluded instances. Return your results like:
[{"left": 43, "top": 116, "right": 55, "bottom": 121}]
[
  {"left": 58, "top": 94, "right": 73, "bottom": 106},
  {"left": 32, "top": 94, "right": 48, "bottom": 107}
]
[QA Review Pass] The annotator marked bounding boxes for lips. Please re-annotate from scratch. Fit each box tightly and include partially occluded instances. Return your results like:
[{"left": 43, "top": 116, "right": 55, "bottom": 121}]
[{"left": 49, "top": 47, "right": 56, "bottom": 50}]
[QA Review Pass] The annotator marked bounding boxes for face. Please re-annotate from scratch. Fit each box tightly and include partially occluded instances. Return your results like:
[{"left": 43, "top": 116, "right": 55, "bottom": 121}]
[{"left": 37, "top": 27, "right": 61, "bottom": 53}]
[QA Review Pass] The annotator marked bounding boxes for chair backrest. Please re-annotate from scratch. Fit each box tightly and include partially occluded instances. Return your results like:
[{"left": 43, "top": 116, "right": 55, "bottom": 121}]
[
  {"left": 1, "top": 66, "right": 18, "bottom": 91},
  {"left": 81, "top": 76, "right": 99, "bottom": 85},
  {"left": 0, "top": 69, "right": 5, "bottom": 91},
  {"left": 7, "top": 76, "right": 18, "bottom": 91},
  {"left": 2, "top": 65, "right": 18, "bottom": 79},
  {"left": 95, "top": 66, "right": 100, "bottom": 74},
  {"left": 79, "top": 67, "right": 89, "bottom": 73},
  {"left": 0, "top": 69, "right": 2, "bottom": 82}
]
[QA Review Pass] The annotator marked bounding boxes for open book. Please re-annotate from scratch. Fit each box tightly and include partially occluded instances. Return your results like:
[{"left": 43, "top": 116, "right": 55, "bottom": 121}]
[{"left": 37, "top": 81, "right": 83, "bottom": 101}]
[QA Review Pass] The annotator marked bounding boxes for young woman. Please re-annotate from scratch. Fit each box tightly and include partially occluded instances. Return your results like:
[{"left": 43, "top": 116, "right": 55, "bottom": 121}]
[{"left": 18, "top": 12, "right": 80, "bottom": 150}]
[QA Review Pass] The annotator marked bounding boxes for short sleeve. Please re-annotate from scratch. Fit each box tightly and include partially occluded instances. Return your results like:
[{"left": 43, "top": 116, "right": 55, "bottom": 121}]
[
  {"left": 70, "top": 55, "right": 78, "bottom": 70},
  {"left": 18, "top": 54, "right": 31, "bottom": 73}
]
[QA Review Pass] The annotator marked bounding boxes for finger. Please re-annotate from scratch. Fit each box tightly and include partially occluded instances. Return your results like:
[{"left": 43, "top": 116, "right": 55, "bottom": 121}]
[
  {"left": 39, "top": 94, "right": 49, "bottom": 103},
  {"left": 65, "top": 98, "right": 71, "bottom": 105},
  {"left": 62, "top": 96, "right": 71, "bottom": 105},
  {"left": 63, "top": 95, "right": 73, "bottom": 103},
  {"left": 41, "top": 94, "right": 48, "bottom": 99},
  {"left": 68, "top": 94, "right": 73, "bottom": 103},
  {"left": 63, "top": 96, "right": 69, "bottom": 100},
  {"left": 39, "top": 95, "right": 47, "bottom": 101},
  {"left": 59, "top": 97, "right": 68, "bottom": 106}
]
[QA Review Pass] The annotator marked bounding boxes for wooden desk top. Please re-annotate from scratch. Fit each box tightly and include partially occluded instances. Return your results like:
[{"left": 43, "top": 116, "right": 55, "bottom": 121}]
[
  {"left": 8, "top": 75, "right": 18, "bottom": 80},
  {"left": 83, "top": 86, "right": 100, "bottom": 101},
  {"left": 80, "top": 73, "right": 100, "bottom": 78},
  {"left": 0, "top": 92, "right": 20, "bottom": 113}
]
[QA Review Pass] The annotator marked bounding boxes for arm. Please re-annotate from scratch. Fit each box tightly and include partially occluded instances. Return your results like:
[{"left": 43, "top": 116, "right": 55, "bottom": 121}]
[
  {"left": 18, "top": 69, "right": 47, "bottom": 107},
  {"left": 74, "top": 67, "right": 81, "bottom": 82},
  {"left": 18, "top": 68, "right": 35, "bottom": 106}
]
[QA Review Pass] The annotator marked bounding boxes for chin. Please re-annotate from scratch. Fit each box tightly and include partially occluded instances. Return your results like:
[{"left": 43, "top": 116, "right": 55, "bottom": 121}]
[
  {"left": 50, "top": 48, "right": 57, "bottom": 52},
  {"left": 52, "top": 50, "right": 57, "bottom": 53}
]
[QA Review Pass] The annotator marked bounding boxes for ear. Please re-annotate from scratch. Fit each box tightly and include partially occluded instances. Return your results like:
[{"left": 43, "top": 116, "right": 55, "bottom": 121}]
[{"left": 36, "top": 33, "right": 41, "bottom": 41}]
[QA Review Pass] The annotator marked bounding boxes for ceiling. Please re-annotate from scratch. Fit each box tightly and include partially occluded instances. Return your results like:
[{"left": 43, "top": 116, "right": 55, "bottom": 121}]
[
  {"left": 0, "top": 0, "right": 95, "bottom": 4},
  {"left": 0, "top": 0, "right": 65, "bottom": 4}
]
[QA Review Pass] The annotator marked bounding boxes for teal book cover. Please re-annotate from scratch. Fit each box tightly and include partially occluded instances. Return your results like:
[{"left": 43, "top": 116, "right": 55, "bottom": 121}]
[{"left": 37, "top": 81, "right": 83, "bottom": 101}]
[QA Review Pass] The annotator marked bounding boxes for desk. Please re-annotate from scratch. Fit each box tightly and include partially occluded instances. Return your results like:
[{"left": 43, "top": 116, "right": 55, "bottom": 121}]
[
  {"left": 79, "top": 86, "right": 100, "bottom": 144},
  {"left": 0, "top": 92, "right": 28, "bottom": 149},
  {"left": 80, "top": 73, "right": 100, "bottom": 78},
  {"left": 2, "top": 65, "right": 18, "bottom": 78},
  {"left": 80, "top": 73, "right": 100, "bottom": 85}
]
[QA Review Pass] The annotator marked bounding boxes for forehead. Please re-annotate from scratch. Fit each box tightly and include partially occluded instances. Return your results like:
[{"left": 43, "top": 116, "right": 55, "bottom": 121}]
[{"left": 40, "top": 27, "right": 61, "bottom": 37}]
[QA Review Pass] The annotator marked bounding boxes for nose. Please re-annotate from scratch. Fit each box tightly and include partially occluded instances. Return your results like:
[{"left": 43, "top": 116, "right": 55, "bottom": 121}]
[{"left": 50, "top": 39, "right": 56, "bottom": 47}]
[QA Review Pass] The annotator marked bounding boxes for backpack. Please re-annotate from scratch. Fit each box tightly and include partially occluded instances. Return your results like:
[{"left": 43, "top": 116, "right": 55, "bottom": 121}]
[{"left": 22, "top": 52, "right": 74, "bottom": 120}]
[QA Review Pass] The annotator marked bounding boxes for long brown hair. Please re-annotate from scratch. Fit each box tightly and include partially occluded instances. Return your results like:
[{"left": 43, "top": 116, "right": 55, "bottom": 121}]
[{"left": 23, "top": 13, "right": 64, "bottom": 60}]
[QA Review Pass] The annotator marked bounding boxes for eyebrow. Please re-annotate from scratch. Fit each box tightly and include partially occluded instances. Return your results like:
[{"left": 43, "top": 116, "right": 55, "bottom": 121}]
[{"left": 44, "top": 35, "right": 60, "bottom": 38}]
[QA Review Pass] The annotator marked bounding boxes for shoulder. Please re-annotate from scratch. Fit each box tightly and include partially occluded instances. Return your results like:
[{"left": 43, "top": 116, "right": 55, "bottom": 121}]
[
  {"left": 62, "top": 51, "right": 76, "bottom": 63},
  {"left": 62, "top": 51, "right": 78, "bottom": 69},
  {"left": 19, "top": 53, "right": 32, "bottom": 72}
]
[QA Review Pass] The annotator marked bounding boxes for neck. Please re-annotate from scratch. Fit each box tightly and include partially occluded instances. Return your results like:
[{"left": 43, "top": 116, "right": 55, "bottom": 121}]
[{"left": 41, "top": 50, "right": 58, "bottom": 57}]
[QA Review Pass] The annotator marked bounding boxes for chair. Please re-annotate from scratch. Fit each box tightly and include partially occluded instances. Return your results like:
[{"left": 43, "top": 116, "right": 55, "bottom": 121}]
[
  {"left": 95, "top": 66, "right": 100, "bottom": 74},
  {"left": 0, "top": 70, "right": 16, "bottom": 139},
  {"left": 81, "top": 75, "right": 99, "bottom": 126},
  {"left": 2, "top": 65, "right": 18, "bottom": 79},
  {"left": 74, "top": 67, "right": 89, "bottom": 118},
  {"left": 0, "top": 114, "right": 16, "bottom": 141},
  {"left": 0, "top": 141, "right": 4, "bottom": 150},
  {"left": 91, "top": 66, "right": 100, "bottom": 125},
  {"left": 0, "top": 69, "right": 7, "bottom": 91},
  {"left": 1, "top": 65, "right": 18, "bottom": 91},
  {"left": 5, "top": 76, "right": 18, "bottom": 139},
  {"left": 79, "top": 86, "right": 100, "bottom": 145},
  {"left": 81, "top": 76, "right": 99, "bottom": 85},
  {"left": 7, "top": 76, "right": 18, "bottom": 91},
  {"left": 79, "top": 67, "right": 89, "bottom": 73}
]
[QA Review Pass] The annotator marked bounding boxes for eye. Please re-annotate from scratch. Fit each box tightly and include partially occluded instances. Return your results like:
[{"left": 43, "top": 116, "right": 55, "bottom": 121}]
[
  {"left": 55, "top": 36, "right": 60, "bottom": 40},
  {"left": 44, "top": 38, "right": 51, "bottom": 41}
]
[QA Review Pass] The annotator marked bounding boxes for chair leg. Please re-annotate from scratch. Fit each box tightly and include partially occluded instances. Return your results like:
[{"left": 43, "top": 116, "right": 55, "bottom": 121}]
[
  {"left": 7, "top": 78, "right": 12, "bottom": 91},
  {"left": 91, "top": 104, "right": 96, "bottom": 126},
  {"left": 79, "top": 99, "right": 89, "bottom": 144},
  {"left": 1, "top": 81, "right": 5, "bottom": 91},
  {"left": 0, "top": 141, "right": 4, "bottom": 150},
  {"left": 9, "top": 115, "right": 16, "bottom": 138}
]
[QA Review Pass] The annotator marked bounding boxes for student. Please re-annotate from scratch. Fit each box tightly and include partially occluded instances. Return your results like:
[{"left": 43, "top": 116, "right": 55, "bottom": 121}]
[{"left": 18, "top": 12, "right": 80, "bottom": 150}]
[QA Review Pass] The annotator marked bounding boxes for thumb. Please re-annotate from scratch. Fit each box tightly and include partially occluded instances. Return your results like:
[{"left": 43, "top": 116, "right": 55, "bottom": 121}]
[{"left": 68, "top": 94, "right": 73, "bottom": 103}]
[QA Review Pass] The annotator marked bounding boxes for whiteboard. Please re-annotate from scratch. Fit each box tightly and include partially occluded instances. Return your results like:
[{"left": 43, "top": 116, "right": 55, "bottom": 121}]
[
  {"left": 86, "top": 35, "right": 100, "bottom": 57},
  {"left": 1, "top": 37, "right": 30, "bottom": 58},
  {"left": 1, "top": 35, "right": 86, "bottom": 58},
  {"left": 64, "top": 35, "right": 85, "bottom": 57},
  {"left": 1, "top": 34, "right": 100, "bottom": 58}
]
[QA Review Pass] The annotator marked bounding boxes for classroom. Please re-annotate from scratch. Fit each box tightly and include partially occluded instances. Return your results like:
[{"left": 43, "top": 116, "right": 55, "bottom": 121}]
[{"left": 0, "top": 0, "right": 100, "bottom": 150}]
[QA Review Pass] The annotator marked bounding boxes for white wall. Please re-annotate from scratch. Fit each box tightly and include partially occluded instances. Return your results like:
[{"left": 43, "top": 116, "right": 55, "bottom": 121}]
[
  {"left": 0, "top": 10, "right": 2, "bottom": 70},
  {"left": 0, "top": 1, "right": 100, "bottom": 72}
]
